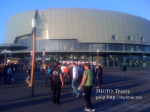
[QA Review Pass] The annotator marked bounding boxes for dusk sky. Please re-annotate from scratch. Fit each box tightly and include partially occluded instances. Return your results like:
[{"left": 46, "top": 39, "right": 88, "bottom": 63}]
[{"left": 0, "top": 0, "right": 150, "bottom": 44}]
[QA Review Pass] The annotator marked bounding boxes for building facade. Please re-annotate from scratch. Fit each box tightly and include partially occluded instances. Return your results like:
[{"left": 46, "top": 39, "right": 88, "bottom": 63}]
[{"left": 4, "top": 8, "right": 150, "bottom": 67}]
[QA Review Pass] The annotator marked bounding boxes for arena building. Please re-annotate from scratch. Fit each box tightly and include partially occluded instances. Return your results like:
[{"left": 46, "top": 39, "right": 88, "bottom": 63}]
[{"left": 3, "top": 8, "right": 150, "bottom": 67}]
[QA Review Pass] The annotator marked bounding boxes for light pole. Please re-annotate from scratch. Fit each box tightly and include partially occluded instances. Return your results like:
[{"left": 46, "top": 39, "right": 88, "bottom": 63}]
[
  {"left": 30, "top": 18, "right": 36, "bottom": 97},
  {"left": 97, "top": 49, "right": 99, "bottom": 66},
  {"left": 9, "top": 51, "right": 11, "bottom": 60},
  {"left": 4, "top": 49, "right": 6, "bottom": 65}
]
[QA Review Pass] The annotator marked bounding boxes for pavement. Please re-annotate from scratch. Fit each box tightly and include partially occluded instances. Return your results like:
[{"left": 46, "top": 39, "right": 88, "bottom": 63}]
[{"left": 0, "top": 68, "right": 150, "bottom": 112}]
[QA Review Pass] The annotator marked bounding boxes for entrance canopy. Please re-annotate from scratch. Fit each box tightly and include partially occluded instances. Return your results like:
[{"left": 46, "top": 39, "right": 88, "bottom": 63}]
[{"left": 0, "top": 43, "right": 28, "bottom": 51}]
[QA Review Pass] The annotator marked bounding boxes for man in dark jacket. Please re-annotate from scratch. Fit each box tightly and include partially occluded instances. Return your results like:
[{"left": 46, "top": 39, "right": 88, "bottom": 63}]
[
  {"left": 52, "top": 62, "right": 63, "bottom": 105},
  {"left": 0, "top": 63, "right": 4, "bottom": 81},
  {"left": 68, "top": 64, "right": 73, "bottom": 84},
  {"left": 122, "top": 64, "right": 126, "bottom": 76},
  {"left": 3, "top": 64, "right": 9, "bottom": 85},
  {"left": 96, "top": 65, "right": 102, "bottom": 89}
]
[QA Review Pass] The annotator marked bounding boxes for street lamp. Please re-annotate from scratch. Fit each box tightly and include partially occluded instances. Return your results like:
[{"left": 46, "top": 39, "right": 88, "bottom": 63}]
[
  {"left": 4, "top": 49, "right": 6, "bottom": 65},
  {"left": 31, "top": 50, "right": 33, "bottom": 56},
  {"left": 9, "top": 51, "right": 11, "bottom": 60},
  {"left": 30, "top": 18, "right": 36, "bottom": 97},
  {"left": 97, "top": 49, "right": 99, "bottom": 66}
]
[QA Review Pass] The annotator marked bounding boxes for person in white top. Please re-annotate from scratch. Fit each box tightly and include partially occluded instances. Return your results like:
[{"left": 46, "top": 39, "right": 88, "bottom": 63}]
[
  {"left": 72, "top": 63, "right": 80, "bottom": 97},
  {"left": 61, "top": 64, "right": 65, "bottom": 75}
]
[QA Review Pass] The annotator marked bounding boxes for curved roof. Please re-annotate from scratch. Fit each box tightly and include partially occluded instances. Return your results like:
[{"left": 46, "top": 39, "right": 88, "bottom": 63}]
[
  {"left": 4, "top": 9, "right": 36, "bottom": 43},
  {"left": 46, "top": 8, "right": 150, "bottom": 45},
  {"left": 4, "top": 8, "right": 150, "bottom": 46}
]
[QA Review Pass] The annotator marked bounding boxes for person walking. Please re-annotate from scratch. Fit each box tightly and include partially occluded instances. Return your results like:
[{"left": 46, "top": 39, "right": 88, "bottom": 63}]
[
  {"left": 26, "top": 66, "right": 31, "bottom": 87},
  {"left": 122, "top": 64, "right": 126, "bottom": 76},
  {"left": 0, "top": 63, "right": 4, "bottom": 81},
  {"left": 42, "top": 63, "right": 46, "bottom": 73},
  {"left": 61, "top": 63, "right": 65, "bottom": 77},
  {"left": 44, "top": 65, "right": 51, "bottom": 86},
  {"left": 52, "top": 62, "right": 63, "bottom": 105},
  {"left": 3, "top": 64, "right": 8, "bottom": 85},
  {"left": 78, "top": 63, "right": 95, "bottom": 112},
  {"left": 91, "top": 64, "right": 96, "bottom": 84},
  {"left": 50, "top": 64, "right": 56, "bottom": 90},
  {"left": 64, "top": 65, "right": 69, "bottom": 85},
  {"left": 6, "top": 64, "right": 14, "bottom": 84},
  {"left": 14, "top": 63, "right": 17, "bottom": 72},
  {"left": 40, "top": 63, "right": 43, "bottom": 73},
  {"left": 7, "top": 64, "right": 15, "bottom": 83},
  {"left": 72, "top": 63, "right": 80, "bottom": 97},
  {"left": 21, "top": 63, "right": 24, "bottom": 71},
  {"left": 68, "top": 64, "right": 73, "bottom": 84},
  {"left": 96, "top": 65, "right": 102, "bottom": 89},
  {"left": 78, "top": 65, "right": 83, "bottom": 86}
]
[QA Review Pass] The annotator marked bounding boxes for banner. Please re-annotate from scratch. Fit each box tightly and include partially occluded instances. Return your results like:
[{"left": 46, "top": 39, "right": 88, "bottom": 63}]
[{"left": 42, "top": 50, "right": 45, "bottom": 63}]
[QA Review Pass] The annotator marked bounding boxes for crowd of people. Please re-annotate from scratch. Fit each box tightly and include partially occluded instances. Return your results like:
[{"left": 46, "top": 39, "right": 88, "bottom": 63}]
[
  {"left": 0, "top": 59, "right": 129, "bottom": 112},
  {"left": 0, "top": 62, "right": 26, "bottom": 85},
  {"left": 37, "top": 62, "right": 103, "bottom": 112},
  {"left": 0, "top": 61, "right": 104, "bottom": 112}
]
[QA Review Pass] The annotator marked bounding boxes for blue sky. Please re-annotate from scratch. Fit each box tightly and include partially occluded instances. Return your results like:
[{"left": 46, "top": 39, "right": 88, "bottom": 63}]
[{"left": 0, "top": 0, "right": 150, "bottom": 44}]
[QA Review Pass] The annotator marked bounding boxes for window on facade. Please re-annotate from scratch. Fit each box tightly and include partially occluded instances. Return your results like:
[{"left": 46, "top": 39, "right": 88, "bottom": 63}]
[
  {"left": 58, "top": 40, "right": 72, "bottom": 51},
  {"left": 138, "top": 46, "right": 147, "bottom": 52},
  {"left": 112, "top": 35, "right": 117, "bottom": 40},
  {"left": 124, "top": 44, "right": 137, "bottom": 51},
  {"left": 36, "top": 11, "right": 48, "bottom": 40},
  {"left": 141, "top": 37, "right": 144, "bottom": 42},
  {"left": 93, "top": 44, "right": 107, "bottom": 51},
  {"left": 17, "top": 35, "right": 33, "bottom": 51},
  {"left": 127, "top": 36, "right": 132, "bottom": 41},
  {"left": 108, "top": 44, "right": 123, "bottom": 51},
  {"left": 148, "top": 46, "right": 150, "bottom": 52}
]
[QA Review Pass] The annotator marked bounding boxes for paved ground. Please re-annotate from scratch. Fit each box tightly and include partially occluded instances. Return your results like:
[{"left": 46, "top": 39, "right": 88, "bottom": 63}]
[{"left": 0, "top": 68, "right": 150, "bottom": 112}]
